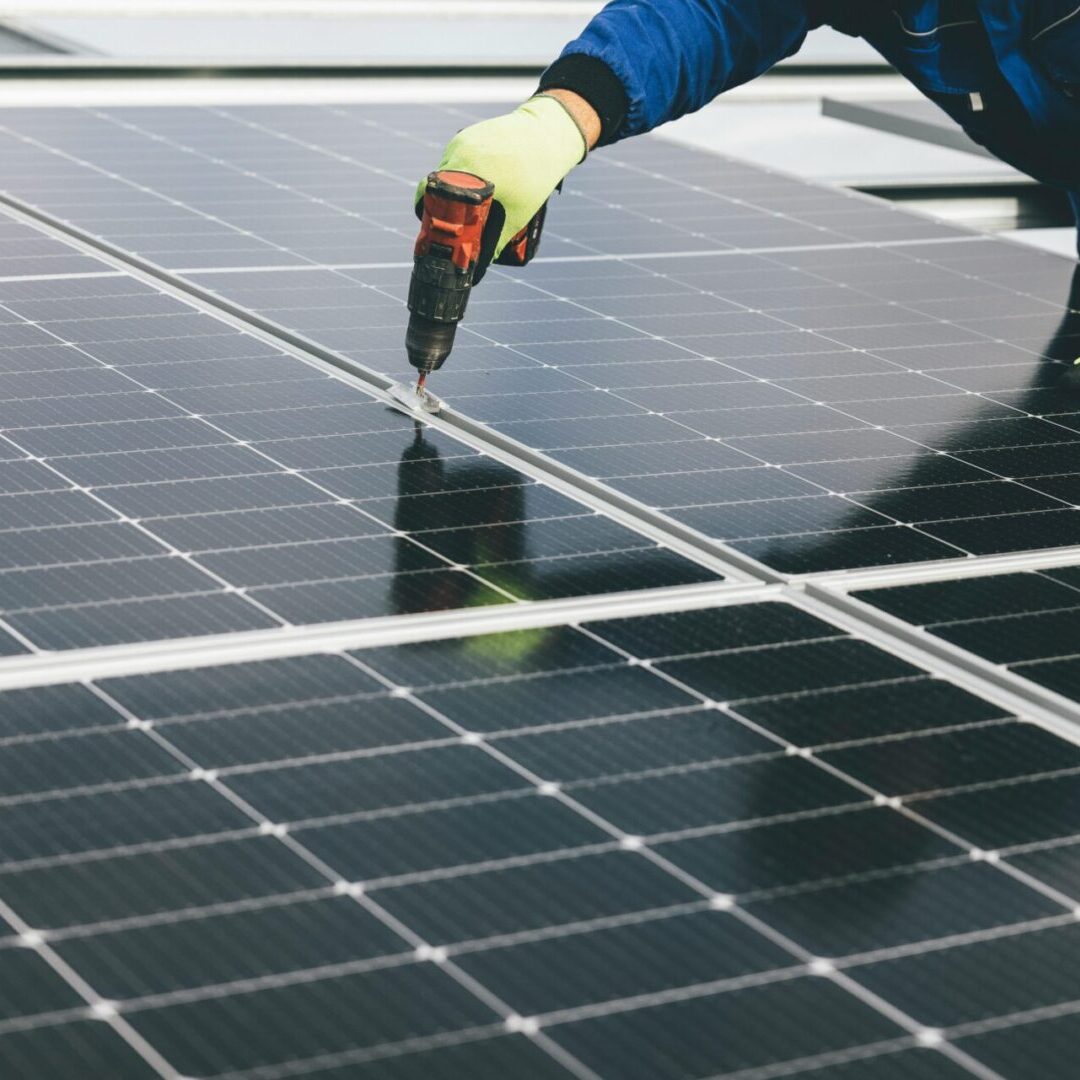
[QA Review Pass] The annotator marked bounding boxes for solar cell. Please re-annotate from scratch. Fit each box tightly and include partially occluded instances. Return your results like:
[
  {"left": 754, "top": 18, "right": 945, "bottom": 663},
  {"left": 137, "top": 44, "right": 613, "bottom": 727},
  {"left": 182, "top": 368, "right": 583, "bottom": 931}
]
[{"left": 0, "top": 104, "right": 1075, "bottom": 575}]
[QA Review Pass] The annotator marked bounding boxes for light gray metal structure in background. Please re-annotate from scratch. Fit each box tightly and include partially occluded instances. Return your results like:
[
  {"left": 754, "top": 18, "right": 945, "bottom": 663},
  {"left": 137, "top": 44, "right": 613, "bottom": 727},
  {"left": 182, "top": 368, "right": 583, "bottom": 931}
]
[
  {"left": 0, "top": 20, "right": 68, "bottom": 55},
  {"left": 823, "top": 97, "right": 994, "bottom": 160},
  {"left": 0, "top": 5, "right": 882, "bottom": 70}
]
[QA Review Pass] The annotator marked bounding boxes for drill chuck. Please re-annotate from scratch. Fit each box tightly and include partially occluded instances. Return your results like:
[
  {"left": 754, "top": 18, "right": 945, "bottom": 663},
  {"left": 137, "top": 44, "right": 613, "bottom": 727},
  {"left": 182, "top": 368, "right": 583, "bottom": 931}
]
[{"left": 405, "top": 312, "right": 456, "bottom": 374}]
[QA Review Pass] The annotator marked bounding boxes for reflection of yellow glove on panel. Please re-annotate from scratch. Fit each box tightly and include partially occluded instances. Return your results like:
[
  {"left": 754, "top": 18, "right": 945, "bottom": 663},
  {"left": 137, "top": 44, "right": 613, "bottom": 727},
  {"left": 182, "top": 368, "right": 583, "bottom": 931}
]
[{"left": 415, "top": 96, "right": 587, "bottom": 262}]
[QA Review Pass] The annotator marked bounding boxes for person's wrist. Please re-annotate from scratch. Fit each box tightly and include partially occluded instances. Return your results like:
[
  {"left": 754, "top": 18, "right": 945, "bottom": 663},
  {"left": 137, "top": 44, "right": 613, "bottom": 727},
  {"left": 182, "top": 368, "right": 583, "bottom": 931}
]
[
  {"left": 538, "top": 88, "right": 602, "bottom": 151},
  {"left": 538, "top": 53, "right": 628, "bottom": 146}
]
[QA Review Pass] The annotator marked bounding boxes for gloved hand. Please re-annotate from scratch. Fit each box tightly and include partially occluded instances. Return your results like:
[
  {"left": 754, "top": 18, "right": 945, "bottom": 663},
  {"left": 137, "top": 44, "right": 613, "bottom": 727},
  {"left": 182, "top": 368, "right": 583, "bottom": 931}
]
[{"left": 415, "top": 95, "right": 588, "bottom": 277}]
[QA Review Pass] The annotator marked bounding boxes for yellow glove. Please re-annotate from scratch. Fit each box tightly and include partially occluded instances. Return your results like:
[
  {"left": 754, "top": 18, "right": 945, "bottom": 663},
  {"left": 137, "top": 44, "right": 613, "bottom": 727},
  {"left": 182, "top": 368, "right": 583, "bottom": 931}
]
[{"left": 416, "top": 95, "right": 587, "bottom": 264}]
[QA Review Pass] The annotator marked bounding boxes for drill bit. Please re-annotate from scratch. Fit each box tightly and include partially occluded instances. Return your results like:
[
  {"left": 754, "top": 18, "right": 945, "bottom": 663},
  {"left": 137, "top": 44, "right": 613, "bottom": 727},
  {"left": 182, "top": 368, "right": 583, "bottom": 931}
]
[{"left": 416, "top": 371, "right": 427, "bottom": 394}]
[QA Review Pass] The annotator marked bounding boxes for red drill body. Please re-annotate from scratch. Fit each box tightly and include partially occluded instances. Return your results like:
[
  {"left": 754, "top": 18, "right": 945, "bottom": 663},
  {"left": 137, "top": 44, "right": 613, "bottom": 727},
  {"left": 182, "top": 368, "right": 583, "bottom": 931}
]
[{"left": 405, "top": 170, "right": 549, "bottom": 385}]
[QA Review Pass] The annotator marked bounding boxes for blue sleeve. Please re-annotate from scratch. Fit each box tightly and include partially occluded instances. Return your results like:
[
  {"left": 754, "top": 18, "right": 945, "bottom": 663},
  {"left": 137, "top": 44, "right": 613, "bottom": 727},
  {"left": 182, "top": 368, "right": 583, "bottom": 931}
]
[{"left": 556, "top": 0, "right": 817, "bottom": 140}]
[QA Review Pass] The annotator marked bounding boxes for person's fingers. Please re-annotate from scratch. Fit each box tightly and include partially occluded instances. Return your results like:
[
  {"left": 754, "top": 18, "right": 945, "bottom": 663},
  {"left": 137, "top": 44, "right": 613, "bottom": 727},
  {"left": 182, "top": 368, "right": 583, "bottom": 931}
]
[{"left": 473, "top": 200, "right": 506, "bottom": 285}]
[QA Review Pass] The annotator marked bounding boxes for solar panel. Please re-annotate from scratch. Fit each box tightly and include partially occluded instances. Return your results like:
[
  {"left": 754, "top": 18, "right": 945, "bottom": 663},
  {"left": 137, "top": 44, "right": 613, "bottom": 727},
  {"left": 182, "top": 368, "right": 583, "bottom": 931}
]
[
  {"left": 0, "top": 105, "right": 1076, "bottom": 575},
  {"left": 1, "top": 596, "right": 1076, "bottom": 1078},
  {"left": 0, "top": 251, "right": 722, "bottom": 653}
]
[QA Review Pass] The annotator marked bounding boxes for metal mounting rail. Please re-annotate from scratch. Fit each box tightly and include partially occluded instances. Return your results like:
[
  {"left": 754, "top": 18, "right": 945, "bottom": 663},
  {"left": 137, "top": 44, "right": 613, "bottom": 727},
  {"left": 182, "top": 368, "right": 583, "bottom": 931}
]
[
  {"left": 797, "top": 544, "right": 1080, "bottom": 591},
  {"left": 0, "top": 581, "right": 770, "bottom": 691}
]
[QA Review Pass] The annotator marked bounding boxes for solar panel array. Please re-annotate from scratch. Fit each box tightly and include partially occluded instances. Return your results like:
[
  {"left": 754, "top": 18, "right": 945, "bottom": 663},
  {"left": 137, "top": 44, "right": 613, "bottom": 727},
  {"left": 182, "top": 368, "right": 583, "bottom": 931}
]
[
  {"left": 1, "top": 106, "right": 1077, "bottom": 574},
  {"left": 0, "top": 102, "right": 1079, "bottom": 1079},
  {"left": 4, "top": 598, "right": 1080, "bottom": 1079}
]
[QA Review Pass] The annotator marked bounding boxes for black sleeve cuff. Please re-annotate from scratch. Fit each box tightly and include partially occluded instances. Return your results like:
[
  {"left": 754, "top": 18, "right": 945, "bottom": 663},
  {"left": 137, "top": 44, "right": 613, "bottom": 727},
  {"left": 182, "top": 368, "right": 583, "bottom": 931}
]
[{"left": 538, "top": 53, "right": 629, "bottom": 146}]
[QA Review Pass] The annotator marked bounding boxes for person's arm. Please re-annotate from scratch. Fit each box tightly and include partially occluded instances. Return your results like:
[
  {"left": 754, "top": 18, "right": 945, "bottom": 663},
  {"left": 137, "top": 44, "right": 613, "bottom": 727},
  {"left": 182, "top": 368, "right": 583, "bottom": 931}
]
[
  {"left": 419, "top": 0, "right": 819, "bottom": 264},
  {"left": 539, "top": 0, "right": 818, "bottom": 143}
]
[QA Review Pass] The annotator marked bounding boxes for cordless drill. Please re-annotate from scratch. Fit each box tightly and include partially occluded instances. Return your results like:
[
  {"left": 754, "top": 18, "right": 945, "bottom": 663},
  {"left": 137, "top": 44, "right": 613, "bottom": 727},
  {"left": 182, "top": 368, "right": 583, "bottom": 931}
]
[{"left": 404, "top": 170, "right": 549, "bottom": 404}]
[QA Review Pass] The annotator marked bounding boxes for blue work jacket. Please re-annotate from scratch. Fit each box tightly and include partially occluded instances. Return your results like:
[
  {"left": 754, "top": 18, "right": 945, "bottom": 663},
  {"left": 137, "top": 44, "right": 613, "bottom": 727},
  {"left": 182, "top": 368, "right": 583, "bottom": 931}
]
[{"left": 557, "top": 1, "right": 1080, "bottom": 232}]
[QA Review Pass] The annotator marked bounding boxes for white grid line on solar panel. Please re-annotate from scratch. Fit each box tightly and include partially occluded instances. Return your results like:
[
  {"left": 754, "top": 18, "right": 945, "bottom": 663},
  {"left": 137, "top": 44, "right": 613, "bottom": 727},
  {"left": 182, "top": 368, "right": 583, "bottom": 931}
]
[
  {"left": 0, "top": 600, "right": 1058, "bottom": 1080},
  {"left": 0, "top": 897, "right": 177, "bottom": 1076},
  {"left": 0, "top": 661, "right": 1005, "bottom": 751},
  {"left": 1, "top": 901, "right": 1077, "bottom": 1057},
  {"left": 0, "top": 938, "right": 1032, "bottom": 1063},
  {"left": 4, "top": 755, "right": 1069, "bottom": 881},
  {"left": 167, "top": 237, "right": 993, "bottom": 275},
  {"left": 4, "top": 828, "right": 1077, "bottom": 958},
  {"left": 0, "top": 697, "right": 1042, "bottom": 815},
  {"left": 0, "top": 106, "right": 1069, "bottom": 574},
  {"left": 0, "top": 773, "right": 1055, "bottom": 914},
  {"left": 0, "top": 646, "right": 1045, "bottom": 796}
]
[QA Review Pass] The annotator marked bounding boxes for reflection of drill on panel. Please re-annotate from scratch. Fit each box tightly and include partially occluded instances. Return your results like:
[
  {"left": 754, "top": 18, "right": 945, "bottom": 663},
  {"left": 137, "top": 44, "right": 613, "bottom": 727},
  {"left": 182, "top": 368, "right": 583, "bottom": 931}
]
[
  {"left": 390, "top": 426, "right": 710, "bottom": 614},
  {"left": 397, "top": 169, "right": 550, "bottom": 412}
]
